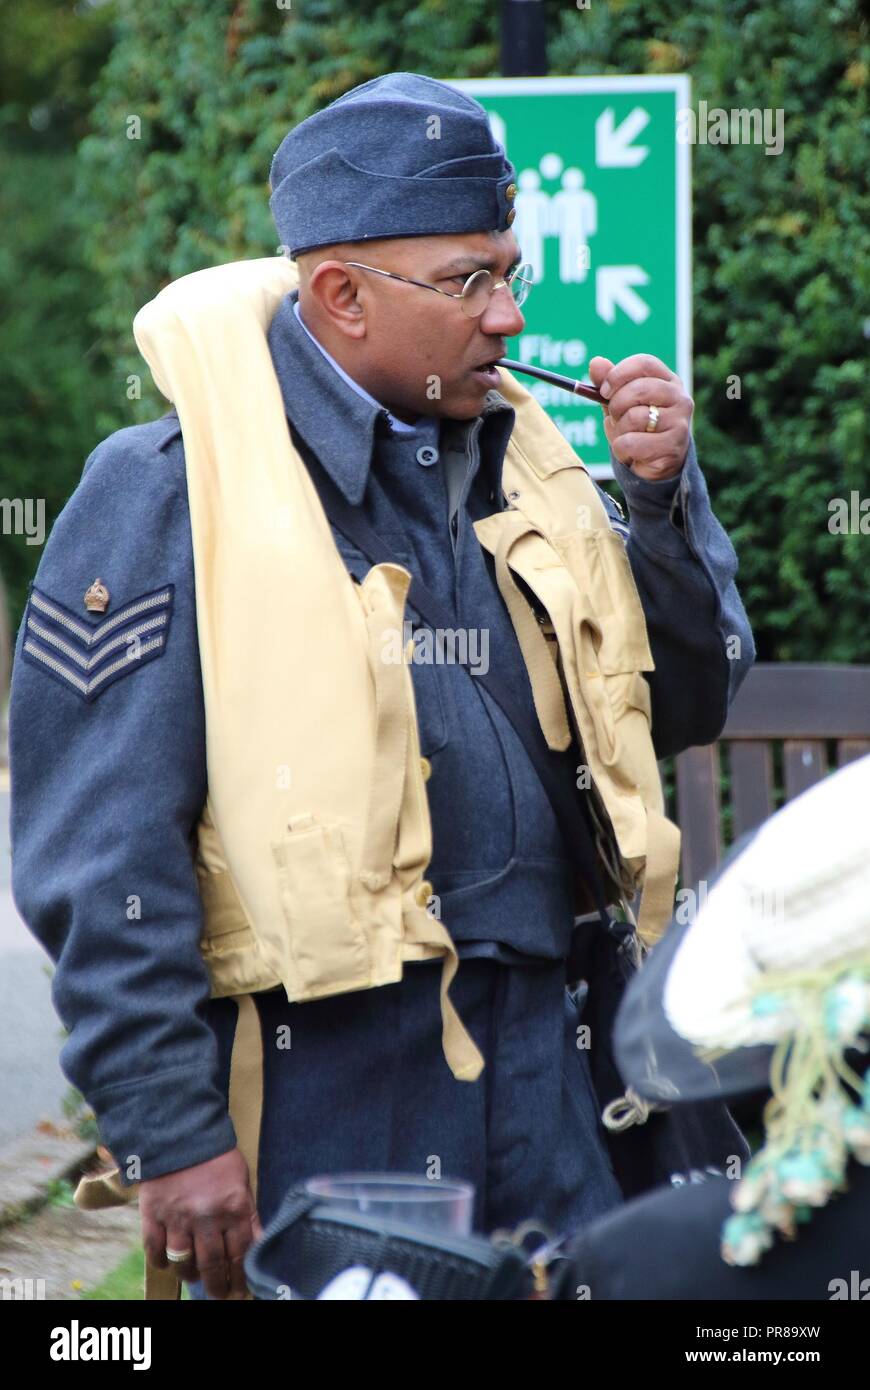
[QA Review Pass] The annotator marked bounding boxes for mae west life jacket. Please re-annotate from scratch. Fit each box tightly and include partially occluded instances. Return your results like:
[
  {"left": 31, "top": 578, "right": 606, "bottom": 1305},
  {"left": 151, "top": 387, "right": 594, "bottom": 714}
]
[{"left": 129, "top": 255, "right": 681, "bottom": 1079}]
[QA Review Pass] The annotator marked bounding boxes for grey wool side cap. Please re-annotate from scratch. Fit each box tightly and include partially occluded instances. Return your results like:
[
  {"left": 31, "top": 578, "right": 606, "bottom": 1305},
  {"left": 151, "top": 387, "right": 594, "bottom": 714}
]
[{"left": 269, "top": 71, "right": 518, "bottom": 258}]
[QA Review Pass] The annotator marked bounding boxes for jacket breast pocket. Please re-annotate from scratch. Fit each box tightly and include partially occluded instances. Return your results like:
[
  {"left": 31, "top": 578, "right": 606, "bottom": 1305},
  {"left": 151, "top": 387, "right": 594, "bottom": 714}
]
[{"left": 404, "top": 618, "right": 451, "bottom": 758}]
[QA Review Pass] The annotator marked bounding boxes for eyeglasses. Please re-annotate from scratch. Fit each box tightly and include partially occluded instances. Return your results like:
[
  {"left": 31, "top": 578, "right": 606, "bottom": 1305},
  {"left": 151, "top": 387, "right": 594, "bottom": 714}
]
[{"left": 342, "top": 260, "right": 533, "bottom": 318}]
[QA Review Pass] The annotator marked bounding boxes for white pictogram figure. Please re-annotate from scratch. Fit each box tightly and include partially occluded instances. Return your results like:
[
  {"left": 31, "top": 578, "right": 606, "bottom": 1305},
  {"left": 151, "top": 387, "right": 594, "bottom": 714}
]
[
  {"left": 513, "top": 169, "right": 551, "bottom": 284},
  {"left": 550, "top": 168, "right": 598, "bottom": 283},
  {"left": 539, "top": 152, "right": 564, "bottom": 182}
]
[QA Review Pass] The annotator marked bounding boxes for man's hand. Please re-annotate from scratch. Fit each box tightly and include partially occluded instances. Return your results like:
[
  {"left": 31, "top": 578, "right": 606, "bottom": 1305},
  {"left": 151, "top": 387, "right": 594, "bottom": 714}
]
[
  {"left": 589, "top": 354, "right": 693, "bottom": 482},
  {"left": 139, "top": 1147, "right": 263, "bottom": 1300}
]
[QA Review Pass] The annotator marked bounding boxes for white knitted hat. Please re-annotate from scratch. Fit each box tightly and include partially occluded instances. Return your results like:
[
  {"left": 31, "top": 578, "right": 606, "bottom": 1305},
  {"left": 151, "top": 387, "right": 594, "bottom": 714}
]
[
  {"left": 664, "top": 753, "right": 870, "bottom": 1050},
  {"left": 659, "top": 753, "right": 870, "bottom": 1267}
]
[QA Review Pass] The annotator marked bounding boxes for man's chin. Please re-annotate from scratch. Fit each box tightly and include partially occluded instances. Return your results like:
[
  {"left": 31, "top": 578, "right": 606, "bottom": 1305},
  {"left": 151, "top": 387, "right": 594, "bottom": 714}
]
[
  {"left": 398, "top": 382, "right": 489, "bottom": 423},
  {"left": 443, "top": 386, "right": 491, "bottom": 419}
]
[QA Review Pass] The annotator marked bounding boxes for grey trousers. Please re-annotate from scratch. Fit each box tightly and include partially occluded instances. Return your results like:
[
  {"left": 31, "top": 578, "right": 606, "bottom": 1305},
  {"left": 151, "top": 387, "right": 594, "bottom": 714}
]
[{"left": 187, "top": 956, "right": 624, "bottom": 1298}]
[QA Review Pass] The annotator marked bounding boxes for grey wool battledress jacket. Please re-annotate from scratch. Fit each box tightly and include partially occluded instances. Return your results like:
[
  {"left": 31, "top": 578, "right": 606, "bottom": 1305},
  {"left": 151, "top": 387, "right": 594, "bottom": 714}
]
[{"left": 8, "top": 288, "right": 755, "bottom": 1189}]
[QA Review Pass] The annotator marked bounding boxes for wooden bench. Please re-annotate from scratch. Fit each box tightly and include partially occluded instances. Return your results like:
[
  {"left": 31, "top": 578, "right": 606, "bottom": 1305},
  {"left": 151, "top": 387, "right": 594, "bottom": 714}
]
[{"left": 669, "top": 663, "right": 870, "bottom": 889}]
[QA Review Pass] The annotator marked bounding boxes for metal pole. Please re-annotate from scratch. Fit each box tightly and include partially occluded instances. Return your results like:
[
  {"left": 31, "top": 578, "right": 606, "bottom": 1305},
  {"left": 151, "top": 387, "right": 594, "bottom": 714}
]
[{"left": 500, "top": 0, "right": 548, "bottom": 77}]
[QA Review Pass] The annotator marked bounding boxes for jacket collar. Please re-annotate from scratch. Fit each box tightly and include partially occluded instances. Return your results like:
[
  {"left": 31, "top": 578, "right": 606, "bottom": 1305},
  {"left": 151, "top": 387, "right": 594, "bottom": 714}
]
[{"left": 267, "top": 287, "right": 515, "bottom": 506}]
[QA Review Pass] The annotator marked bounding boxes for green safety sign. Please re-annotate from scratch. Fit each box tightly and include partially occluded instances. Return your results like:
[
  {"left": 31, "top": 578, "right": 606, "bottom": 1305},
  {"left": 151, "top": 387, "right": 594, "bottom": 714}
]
[{"left": 454, "top": 76, "right": 691, "bottom": 478}]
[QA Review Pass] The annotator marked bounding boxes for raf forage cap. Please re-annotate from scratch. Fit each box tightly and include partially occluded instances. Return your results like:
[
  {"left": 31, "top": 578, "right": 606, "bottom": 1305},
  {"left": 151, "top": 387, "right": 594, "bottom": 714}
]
[{"left": 269, "top": 71, "right": 518, "bottom": 259}]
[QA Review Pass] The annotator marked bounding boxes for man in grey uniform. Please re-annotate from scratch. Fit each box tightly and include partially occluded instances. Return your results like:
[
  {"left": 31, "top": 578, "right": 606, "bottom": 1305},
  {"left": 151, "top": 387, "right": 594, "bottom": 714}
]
[{"left": 9, "top": 73, "right": 754, "bottom": 1299}]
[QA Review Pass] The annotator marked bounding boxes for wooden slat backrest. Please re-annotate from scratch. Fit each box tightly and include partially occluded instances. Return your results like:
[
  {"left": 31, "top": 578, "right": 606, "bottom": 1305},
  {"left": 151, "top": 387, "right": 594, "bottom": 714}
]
[
  {"left": 669, "top": 664, "right": 870, "bottom": 886},
  {"left": 728, "top": 741, "right": 774, "bottom": 840},
  {"left": 718, "top": 664, "right": 870, "bottom": 738},
  {"left": 674, "top": 744, "right": 721, "bottom": 891},
  {"left": 783, "top": 741, "right": 826, "bottom": 800},
  {"left": 838, "top": 739, "right": 870, "bottom": 767}
]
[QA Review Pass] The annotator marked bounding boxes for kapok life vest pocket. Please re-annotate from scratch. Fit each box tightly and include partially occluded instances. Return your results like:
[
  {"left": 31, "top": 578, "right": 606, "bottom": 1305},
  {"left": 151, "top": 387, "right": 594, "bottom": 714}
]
[{"left": 272, "top": 814, "right": 371, "bottom": 997}]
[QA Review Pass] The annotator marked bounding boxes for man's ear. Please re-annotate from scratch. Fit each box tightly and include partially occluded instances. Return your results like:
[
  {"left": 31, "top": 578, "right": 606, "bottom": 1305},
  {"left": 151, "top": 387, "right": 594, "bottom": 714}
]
[{"left": 305, "top": 260, "right": 367, "bottom": 340}]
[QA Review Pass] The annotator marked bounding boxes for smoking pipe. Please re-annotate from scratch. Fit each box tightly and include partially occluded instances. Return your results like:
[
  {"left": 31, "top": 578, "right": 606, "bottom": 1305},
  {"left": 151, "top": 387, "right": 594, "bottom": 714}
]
[{"left": 496, "top": 358, "right": 605, "bottom": 406}]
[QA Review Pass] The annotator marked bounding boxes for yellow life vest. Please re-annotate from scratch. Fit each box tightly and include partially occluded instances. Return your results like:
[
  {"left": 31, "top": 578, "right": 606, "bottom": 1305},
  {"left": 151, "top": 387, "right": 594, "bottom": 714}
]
[{"left": 130, "top": 255, "right": 681, "bottom": 1086}]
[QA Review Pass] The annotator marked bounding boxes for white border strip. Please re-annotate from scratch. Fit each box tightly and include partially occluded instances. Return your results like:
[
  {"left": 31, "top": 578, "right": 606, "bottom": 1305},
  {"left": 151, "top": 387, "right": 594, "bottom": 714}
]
[{"left": 454, "top": 75, "right": 693, "bottom": 95}]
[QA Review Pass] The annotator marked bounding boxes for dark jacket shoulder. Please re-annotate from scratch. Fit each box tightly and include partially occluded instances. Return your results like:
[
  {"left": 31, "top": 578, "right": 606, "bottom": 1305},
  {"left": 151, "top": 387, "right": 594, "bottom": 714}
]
[{"left": 80, "top": 409, "right": 184, "bottom": 485}]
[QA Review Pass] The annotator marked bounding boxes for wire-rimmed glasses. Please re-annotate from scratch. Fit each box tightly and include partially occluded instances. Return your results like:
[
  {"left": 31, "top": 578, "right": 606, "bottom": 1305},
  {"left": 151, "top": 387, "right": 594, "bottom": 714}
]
[{"left": 342, "top": 260, "right": 533, "bottom": 318}]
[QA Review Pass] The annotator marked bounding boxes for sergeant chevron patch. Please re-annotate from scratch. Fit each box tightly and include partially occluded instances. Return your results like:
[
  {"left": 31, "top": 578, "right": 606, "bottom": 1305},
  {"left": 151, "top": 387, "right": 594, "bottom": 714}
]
[{"left": 21, "top": 582, "right": 174, "bottom": 703}]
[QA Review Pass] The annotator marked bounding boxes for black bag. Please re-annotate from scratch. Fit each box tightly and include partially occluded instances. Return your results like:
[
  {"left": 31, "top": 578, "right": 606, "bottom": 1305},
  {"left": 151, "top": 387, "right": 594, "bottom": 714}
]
[
  {"left": 567, "top": 916, "right": 750, "bottom": 1199},
  {"left": 244, "top": 1185, "right": 534, "bottom": 1301}
]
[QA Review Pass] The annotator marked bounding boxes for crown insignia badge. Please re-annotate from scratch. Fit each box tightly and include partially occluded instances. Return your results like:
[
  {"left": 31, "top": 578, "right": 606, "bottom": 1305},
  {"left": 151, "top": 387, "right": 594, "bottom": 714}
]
[{"left": 83, "top": 578, "right": 110, "bottom": 613}]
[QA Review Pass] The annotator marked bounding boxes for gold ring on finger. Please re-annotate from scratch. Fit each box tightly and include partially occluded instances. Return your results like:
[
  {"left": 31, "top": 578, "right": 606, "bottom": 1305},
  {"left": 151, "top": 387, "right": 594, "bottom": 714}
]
[{"left": 645, "top": 404, "right": 660, "bottom": 433}]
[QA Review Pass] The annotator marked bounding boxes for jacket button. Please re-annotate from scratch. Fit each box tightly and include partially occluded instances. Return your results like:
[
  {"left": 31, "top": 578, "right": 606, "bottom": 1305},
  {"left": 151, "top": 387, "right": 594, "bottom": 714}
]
[
  {"left": 416, "top": 880, "right": 434, "bottom": 908},
  {"left": 420, "top": 756, "right": 432, "bottom": 781}
]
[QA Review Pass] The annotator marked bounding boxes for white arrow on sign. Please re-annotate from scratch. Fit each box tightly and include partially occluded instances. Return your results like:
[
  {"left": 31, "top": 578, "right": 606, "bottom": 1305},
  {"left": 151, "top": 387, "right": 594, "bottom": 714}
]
[
  {"left": 596, "top": 266, "right": 651, "bottom": 324},
  {"left": 595, "top": 107, "right": 650, "bottom": 167}
]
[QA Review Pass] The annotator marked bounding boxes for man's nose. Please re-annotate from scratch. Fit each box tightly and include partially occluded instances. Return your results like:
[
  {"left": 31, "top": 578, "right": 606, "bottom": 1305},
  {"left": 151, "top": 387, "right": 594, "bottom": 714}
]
[{"left": 479, "top": 284, "right": 525, "bottom": 337}]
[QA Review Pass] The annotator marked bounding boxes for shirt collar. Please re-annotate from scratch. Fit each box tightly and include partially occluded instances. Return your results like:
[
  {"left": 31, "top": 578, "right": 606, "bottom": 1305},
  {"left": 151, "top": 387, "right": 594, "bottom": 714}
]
[
  {"left": 267, "top": 287, "right": 515, "bottom": 505},
  {"left": 292, "top": 297, "right": 426, "bottom": 436}
]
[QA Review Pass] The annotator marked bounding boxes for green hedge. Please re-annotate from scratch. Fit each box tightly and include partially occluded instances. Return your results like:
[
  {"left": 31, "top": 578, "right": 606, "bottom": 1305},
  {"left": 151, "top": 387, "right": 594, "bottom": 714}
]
[{"left": 3, "top": 0, "right": 869, "bottom": 660}]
